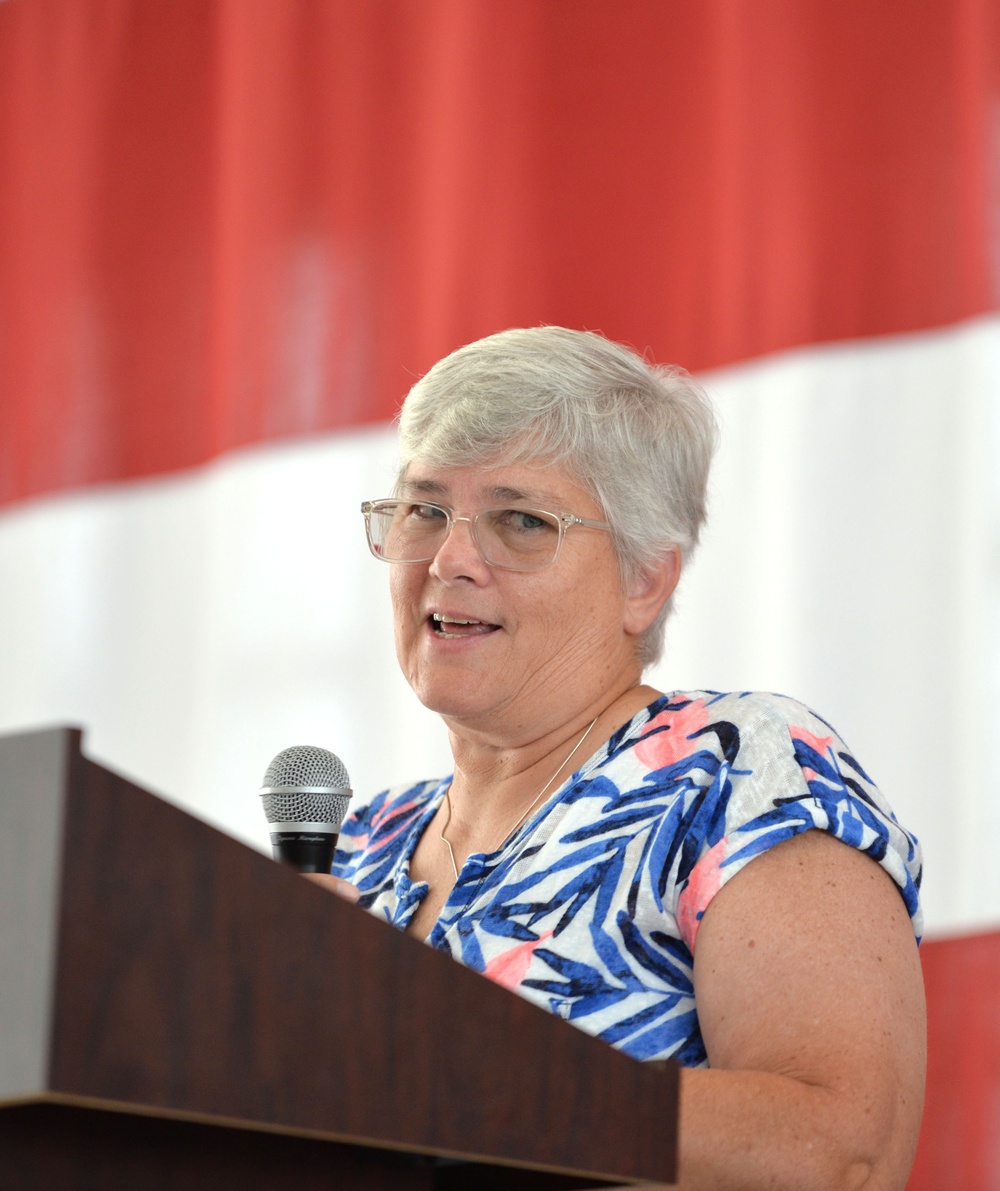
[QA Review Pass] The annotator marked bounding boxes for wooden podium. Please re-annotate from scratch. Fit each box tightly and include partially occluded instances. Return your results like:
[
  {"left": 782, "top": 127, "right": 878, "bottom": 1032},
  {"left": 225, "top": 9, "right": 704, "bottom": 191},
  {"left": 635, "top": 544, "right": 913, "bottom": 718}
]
[{"left": 0, "top": 726, "right": 679, "bottom": 1189}]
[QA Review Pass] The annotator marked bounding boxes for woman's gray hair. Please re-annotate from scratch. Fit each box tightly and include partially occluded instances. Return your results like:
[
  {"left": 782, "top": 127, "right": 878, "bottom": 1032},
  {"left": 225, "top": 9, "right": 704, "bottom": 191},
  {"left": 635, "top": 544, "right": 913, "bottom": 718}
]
[{"left": 396, "top": 326, "right": 717, "bottom": 666}]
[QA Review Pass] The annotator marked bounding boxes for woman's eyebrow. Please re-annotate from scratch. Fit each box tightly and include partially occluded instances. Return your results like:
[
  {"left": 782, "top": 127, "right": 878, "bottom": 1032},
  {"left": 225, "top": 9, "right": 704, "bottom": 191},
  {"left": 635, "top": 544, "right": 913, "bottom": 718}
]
[
  {"left": 487, "top": 485, "right": 537, "bottom": 503},
  {"left": 400, "top": 478, "right": 448, "bottom": 497},
  {"left": 401, "top": 479, "right": 550, "bottom": 505}
]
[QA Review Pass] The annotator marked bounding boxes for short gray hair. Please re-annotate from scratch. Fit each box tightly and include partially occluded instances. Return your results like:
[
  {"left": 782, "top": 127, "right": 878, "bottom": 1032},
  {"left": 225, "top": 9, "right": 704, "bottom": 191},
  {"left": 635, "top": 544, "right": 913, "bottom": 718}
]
[{"left": 396, "top": 326, "right": 717, "bottom": 666}]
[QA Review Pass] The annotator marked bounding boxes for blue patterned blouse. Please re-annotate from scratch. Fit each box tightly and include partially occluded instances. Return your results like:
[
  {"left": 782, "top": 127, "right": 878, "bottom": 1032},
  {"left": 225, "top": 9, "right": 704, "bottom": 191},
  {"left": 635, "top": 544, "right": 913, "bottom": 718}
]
[{"left": 332, "top": 691, "right": 923, "bottom": 1066}]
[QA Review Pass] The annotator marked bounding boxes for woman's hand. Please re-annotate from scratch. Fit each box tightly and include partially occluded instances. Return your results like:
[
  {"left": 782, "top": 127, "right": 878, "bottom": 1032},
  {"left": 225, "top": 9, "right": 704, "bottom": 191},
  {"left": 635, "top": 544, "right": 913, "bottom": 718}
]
[{"left": 301, "top": 872, "right": 361, "bottom": 903}]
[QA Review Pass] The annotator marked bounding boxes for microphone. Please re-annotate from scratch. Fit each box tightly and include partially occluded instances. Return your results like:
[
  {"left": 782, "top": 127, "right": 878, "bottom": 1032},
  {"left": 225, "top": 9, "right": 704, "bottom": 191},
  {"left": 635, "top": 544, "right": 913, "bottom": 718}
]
[{"left": 260, "top": 745, "right": 352, "bottom": 873}]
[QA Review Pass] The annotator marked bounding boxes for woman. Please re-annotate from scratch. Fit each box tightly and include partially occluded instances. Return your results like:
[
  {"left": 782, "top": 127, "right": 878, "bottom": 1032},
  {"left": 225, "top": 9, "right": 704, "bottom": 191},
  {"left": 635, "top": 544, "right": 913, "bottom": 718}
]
[{"left": 318, "top": 327, "right": 925, "bottom": 1190}]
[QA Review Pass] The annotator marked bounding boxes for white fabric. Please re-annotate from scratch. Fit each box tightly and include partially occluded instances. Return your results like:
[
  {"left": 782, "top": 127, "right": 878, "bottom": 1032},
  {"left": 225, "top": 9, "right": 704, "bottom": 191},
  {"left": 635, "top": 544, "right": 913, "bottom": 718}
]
[{"left": 1, "top": 315, "right": 997, "bottom": 935}]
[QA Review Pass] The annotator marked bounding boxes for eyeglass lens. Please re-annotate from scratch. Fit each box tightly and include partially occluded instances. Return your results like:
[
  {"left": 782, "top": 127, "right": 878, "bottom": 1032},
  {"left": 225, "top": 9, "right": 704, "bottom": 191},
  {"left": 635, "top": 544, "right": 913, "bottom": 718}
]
[{"left": 368, "top": 502, "right": 562, "bottom": 568}]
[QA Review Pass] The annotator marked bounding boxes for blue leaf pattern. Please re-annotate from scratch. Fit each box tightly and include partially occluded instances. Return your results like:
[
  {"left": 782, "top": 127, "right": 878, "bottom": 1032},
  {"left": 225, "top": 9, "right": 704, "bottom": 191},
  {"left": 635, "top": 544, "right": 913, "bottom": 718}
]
[{"left": 333, "top": 691, "right": 922, "bottom": 1066}]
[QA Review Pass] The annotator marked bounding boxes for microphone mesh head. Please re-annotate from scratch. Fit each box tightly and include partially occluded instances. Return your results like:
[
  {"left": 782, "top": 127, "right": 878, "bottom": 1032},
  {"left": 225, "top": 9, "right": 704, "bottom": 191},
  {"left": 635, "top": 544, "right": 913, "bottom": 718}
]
[
  {"left": 261, "top": 745, "right": 352, "bottom": 828},
  {"left": 261, "top": 789, "right": 352, "bottom": 828},
  {"left": 262, "top": 745, "right": 350, "bottom": 790}
]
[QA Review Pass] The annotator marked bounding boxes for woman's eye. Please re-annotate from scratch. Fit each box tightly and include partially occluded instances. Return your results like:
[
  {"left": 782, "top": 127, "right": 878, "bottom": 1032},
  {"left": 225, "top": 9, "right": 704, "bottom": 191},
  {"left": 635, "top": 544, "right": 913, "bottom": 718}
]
[
  {"left": 503, "top": 509, "right": 548, "bottom": 531},
  {"left": 409, "top": 503, "right": 447, "bottom": 522}
]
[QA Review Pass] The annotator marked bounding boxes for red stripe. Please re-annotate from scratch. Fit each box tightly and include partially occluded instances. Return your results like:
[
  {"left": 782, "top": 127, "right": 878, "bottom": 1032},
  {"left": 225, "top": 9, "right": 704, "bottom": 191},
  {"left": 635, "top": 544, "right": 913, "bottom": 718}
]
[
  {"left": 1, "top": 0, "right": 997, "bottom": 506},
  {"left": 910, "top": 931, "right": 1000, "bottom": 1191}
]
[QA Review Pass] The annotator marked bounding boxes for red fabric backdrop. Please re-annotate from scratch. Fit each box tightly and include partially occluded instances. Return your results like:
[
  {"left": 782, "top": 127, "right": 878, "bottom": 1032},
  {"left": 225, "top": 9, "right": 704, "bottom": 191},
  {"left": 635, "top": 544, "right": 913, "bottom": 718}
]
[
  {"left": 917, "top": 934, "right": 1000, "bottom": 1189},
  {"left": 1, "top": 0, "right": 997, "bottom": 506}
]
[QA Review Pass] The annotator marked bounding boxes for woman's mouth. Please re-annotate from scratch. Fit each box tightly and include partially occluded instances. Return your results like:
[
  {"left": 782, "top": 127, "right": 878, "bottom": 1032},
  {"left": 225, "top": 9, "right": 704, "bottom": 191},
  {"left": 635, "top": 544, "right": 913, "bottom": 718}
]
[{"left": 430, "top": 612, "right": 500, "bottom": 640}]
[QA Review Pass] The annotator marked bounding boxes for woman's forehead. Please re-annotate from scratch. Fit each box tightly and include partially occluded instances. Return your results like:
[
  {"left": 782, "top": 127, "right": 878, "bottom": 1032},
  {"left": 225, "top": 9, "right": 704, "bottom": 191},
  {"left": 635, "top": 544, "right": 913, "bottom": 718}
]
[{"left": 399, "top": 461, "right": 594, "bottom": 510}]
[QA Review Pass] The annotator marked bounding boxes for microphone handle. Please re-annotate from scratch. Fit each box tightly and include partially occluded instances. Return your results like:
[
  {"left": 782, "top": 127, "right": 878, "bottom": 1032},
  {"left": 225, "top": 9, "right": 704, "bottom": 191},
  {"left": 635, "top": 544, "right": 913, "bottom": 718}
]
[{"left": 270, "top": 831, "right": 338, "bottom": 873}]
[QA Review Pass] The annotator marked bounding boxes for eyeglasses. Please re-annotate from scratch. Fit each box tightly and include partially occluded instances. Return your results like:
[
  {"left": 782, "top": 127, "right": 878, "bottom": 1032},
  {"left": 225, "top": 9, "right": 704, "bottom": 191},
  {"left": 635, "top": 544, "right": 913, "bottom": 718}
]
[{"left": 361, "top": 499, "right": 610, "bottom": 571}]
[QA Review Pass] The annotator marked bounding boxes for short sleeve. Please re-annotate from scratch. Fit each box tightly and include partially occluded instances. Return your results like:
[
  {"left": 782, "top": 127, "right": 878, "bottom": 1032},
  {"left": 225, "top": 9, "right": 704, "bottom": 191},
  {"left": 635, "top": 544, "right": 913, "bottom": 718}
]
[{"left": 673, "top": 694, "right": 923, "bottom": 952}]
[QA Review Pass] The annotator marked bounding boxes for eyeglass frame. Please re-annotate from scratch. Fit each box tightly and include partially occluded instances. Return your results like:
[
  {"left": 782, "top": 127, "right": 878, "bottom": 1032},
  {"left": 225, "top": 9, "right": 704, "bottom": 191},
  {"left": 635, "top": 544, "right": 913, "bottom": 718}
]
[{"left": 360, "top": 498, "right": 611, "bottom": 571}]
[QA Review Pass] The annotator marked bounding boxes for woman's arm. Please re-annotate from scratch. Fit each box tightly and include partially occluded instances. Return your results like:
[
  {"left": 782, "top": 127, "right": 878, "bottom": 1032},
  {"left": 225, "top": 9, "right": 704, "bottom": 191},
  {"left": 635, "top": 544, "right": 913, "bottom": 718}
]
[{"left": 677, "top": 829, "right": 925, "bottom": 1191}]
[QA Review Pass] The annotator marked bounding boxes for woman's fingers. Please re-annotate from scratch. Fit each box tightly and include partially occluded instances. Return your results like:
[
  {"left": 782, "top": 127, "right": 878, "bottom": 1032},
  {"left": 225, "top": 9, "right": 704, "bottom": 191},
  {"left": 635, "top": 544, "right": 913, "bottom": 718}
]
[{"left": 302, "top": 872, "right": 361, "bottom": 903}]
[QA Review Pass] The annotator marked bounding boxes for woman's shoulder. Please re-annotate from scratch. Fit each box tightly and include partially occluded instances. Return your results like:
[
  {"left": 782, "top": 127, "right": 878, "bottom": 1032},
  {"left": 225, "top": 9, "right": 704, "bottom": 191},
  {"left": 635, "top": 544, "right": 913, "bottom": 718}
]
[
  {"left": 622, "top": 689, "right": 850, "bottom": 769},
  {"left": 645, "top": 689, "right": 839, "bottom": 730},
  {"left": 615, "top": 689, "right": 923, "bottom": 944}
]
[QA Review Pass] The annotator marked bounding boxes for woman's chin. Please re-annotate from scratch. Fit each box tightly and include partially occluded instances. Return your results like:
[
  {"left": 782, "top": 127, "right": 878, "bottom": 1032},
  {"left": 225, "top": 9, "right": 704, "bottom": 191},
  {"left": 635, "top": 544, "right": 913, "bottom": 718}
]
[
  {"left": 406, "top": 671, "right": 516, "bottom": 728},
  {"left": 413, "top": 687, "right": 495, "bottom": 723}
]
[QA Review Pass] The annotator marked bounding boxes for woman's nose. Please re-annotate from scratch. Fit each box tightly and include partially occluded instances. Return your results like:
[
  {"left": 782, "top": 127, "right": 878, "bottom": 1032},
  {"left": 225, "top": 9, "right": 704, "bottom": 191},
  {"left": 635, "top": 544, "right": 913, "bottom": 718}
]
[{"left": 429, "top": 515, "right": 490, "bottom": 580}]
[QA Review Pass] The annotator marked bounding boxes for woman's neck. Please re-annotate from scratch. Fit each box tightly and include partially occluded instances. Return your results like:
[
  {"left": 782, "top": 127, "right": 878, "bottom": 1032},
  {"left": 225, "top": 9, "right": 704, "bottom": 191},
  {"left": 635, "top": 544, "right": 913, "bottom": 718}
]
[{"left": 441, "top": 680, "right": 663, "bottom": 849}]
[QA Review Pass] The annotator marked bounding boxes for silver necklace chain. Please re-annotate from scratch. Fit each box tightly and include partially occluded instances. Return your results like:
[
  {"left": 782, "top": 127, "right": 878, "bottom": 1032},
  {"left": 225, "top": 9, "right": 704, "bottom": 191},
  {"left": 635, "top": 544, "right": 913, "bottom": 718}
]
[{"left": 439, "top": 714, "right": 601, "bottom": 882}]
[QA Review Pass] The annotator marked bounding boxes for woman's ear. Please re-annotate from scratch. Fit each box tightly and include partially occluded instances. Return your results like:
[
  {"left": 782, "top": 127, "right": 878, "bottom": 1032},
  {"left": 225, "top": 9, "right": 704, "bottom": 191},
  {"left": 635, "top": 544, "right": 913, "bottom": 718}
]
[{"left": 623, "top": 548, "right": 682, "bottom": 637}]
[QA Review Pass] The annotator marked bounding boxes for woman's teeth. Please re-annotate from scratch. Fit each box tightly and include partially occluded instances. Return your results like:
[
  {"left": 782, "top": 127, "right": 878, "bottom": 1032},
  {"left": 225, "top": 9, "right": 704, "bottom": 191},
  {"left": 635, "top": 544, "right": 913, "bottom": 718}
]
[{"left": 431, "top": 613, "right": 496, "bottom": 639}]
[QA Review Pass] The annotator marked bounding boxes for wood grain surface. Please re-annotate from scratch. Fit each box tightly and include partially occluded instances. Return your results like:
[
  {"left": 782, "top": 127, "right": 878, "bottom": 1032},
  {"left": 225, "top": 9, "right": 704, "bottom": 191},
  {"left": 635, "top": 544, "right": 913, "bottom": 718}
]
[{"left": 1, "top": 727, "right": 677, "bottom": 1186}]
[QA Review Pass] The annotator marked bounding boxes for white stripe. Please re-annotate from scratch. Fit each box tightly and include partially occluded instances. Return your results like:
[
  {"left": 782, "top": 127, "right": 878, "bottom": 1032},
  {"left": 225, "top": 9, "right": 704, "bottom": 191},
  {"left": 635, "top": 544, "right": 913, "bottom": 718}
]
[
  {"left": 1, "top": 314, "right": 997, "bottom": 935},
  {"left": 0, "top": 425, "right": 452, "bottom": 852},
  {"left": 652, "top": 313, "right": 1000, "bottom": 935}
]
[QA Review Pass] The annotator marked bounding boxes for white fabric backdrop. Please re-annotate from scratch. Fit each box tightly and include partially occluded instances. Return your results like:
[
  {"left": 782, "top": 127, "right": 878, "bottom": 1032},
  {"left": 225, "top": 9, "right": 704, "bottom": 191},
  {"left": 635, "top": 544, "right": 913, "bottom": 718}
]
[{"left": 1, "top": 314, "right": 997, "bottom": 936}]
